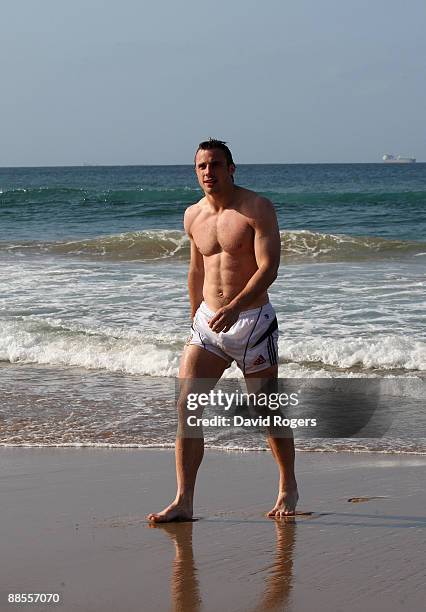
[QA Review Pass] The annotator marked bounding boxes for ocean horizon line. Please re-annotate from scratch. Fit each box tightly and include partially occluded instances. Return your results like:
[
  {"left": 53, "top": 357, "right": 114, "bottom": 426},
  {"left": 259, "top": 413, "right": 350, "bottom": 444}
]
[{"left": 2, "top": 161, "right": 425, "bottom": 170}]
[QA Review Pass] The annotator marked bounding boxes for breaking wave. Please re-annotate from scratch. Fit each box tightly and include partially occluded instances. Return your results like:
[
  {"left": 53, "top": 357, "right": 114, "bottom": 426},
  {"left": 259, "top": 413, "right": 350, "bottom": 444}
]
[
  {"left": 1, "top": 318, "right": 425, "bottom": 374},
  {"left": 1, "top": 230, "right": 425, "bottom": 262}
]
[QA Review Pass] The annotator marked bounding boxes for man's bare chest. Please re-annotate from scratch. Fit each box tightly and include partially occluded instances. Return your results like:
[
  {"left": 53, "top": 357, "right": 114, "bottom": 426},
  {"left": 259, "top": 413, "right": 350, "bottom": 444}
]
[{"left": 191, "top": 213, "right": 254, "bottom": 257}]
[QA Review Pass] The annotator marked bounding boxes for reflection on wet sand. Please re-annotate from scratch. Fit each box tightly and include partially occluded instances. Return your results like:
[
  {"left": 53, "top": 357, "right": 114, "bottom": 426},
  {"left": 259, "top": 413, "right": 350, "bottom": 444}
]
[
  {"left": 148, "top": 522, "right": 201, "bottom": 612},
  {"left": 148, "top": 519, "right": 296, "bottom": 612},
  {"left": 252, "top": 520, "right": 296, "bottom": 612}
]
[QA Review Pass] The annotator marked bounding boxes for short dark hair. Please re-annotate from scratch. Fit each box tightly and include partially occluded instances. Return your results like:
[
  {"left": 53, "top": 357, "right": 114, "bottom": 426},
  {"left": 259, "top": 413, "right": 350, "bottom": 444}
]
[{"left": 194, "top": 138, "right": 235, "bottom": 166}]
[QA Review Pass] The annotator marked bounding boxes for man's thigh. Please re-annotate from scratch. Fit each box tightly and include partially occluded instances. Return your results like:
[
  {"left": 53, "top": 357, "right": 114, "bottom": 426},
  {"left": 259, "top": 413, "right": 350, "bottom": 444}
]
[
  {"left": 177, "top": 346, "right": 229, "bottom": 433},
  {"left": 244, "top": 364, "right": 278, "bottom": 393},
  {"left": 179, "top": 345, "right": 229, "bottom": 380}
]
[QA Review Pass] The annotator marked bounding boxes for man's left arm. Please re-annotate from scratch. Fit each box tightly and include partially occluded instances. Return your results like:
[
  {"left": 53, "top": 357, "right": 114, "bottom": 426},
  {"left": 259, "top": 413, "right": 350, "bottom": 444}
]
[{"left": 209, "top": 198, "right": 281, "bottom": 333}]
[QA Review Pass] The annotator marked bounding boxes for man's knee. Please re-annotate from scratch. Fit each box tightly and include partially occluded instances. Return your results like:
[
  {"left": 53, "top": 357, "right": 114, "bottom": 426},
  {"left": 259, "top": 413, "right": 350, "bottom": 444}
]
[{"left": 176, "top": 390, "right": 203, "bottom": 436}]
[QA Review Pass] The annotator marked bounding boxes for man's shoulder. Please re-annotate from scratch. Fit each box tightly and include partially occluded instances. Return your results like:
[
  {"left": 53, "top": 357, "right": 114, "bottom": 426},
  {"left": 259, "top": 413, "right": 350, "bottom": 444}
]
[
  {"left": 184, "top": 198, "right": 206, "bottom": 219},
  {"left": 184, "top": 198, "right": 205, "bottom": 233},
  {"left": 237, "top": 187, "right": 274, "bottom": 217}
]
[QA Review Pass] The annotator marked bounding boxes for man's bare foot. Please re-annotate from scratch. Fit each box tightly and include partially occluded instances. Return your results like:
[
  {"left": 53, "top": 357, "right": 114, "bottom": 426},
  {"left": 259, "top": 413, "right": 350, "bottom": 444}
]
[
  {"left": 146, "top": 500, "right": 193, "bottom": 523},
  {"left": 267, "top": 488, "right": 299, "bottom": 518}
]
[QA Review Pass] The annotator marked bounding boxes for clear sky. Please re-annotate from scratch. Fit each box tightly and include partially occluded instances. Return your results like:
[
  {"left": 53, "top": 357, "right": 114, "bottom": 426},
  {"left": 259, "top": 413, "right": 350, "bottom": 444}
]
[{"left": 1, "top": 0, "right": 425, "bottom": 165}]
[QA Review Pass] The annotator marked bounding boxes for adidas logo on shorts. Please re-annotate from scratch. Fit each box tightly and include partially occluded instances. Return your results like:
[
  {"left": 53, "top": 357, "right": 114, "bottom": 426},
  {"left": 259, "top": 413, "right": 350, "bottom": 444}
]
[{"left": 253, "top": 354, "right": 266, "bottom": 366}]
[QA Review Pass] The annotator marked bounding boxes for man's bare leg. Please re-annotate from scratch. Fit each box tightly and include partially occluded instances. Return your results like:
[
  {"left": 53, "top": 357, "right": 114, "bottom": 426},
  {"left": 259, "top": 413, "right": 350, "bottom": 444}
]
[
  {"left": 245, "top": 366, "right": 299, "bottom": 517},
  {"left": 146, "top": 346, "right": 228, "bottom": 522}
]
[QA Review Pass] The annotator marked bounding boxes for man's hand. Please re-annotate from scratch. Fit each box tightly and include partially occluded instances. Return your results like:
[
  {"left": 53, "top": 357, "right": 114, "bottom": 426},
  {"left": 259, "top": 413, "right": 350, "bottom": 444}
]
[{"left": 208, "top": 305, "right": 240, "bottom": 333}]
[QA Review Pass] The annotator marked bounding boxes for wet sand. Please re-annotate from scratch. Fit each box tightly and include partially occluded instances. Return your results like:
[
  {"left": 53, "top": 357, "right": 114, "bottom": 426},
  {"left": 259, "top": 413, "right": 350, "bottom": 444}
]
[{"left": 1, "top": 448, "right": 425, "bottom": 611}]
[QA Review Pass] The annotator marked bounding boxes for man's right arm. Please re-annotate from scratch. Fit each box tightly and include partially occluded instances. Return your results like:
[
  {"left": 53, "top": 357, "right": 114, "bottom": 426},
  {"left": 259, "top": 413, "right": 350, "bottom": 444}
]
[{"left": 184, "top": 207, "right": 204, "bottom": 318}]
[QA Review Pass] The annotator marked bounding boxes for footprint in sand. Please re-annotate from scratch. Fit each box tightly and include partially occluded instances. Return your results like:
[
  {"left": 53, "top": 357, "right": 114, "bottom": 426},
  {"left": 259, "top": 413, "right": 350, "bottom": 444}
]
[{"left": 347, "top": 496, "right": 387, "bottom": 503}]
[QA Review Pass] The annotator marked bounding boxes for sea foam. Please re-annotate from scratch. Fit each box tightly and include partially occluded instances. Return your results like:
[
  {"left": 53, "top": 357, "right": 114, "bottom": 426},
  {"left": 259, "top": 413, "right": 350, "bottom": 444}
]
[{"left": 1, "top": 318, "right": 425, "bottom": 375}]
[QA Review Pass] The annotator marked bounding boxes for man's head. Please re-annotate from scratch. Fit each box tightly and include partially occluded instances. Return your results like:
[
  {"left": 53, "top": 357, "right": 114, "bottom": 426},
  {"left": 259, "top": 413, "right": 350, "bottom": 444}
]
[{"left": 194, "top": 138, "right": 236, "bottom": 195}]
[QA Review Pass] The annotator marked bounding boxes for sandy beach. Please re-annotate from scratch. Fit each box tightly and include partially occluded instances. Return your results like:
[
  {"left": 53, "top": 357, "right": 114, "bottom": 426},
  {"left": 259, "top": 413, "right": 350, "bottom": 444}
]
[
  {"left": 2, "top": 1, "right": 426, "bottom": 610},
  {"left": 1, "top": 448, "right": 424, "bottom": 611}
]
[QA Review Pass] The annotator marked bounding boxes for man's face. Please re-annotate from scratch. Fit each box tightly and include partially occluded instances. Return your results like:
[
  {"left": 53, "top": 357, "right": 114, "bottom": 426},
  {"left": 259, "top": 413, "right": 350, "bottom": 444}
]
[{"left": 195, "top": 149, "right": 235, "bottom": 194}]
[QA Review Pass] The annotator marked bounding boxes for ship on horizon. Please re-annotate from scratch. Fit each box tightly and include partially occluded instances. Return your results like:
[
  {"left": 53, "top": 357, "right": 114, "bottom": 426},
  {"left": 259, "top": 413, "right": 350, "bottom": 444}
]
[{"left": 382, "top": 153, "right": 416, "bottom": 163}]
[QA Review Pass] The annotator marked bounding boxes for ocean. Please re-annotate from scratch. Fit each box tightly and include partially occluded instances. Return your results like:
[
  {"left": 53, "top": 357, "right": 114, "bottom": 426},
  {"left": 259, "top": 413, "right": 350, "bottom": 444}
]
[{"left": 0, "top": 163, "right": 425, "bottom": 453}]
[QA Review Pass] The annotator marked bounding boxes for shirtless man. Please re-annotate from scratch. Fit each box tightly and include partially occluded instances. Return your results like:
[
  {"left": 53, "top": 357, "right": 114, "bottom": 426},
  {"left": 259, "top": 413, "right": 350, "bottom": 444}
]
[{"left": 147, "top": 139, "right": 298, "bottom": 522}]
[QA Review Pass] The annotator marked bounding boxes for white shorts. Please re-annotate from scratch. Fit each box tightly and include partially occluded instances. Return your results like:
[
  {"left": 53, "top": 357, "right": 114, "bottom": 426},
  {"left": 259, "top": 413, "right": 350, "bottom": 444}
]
[{"left": 188, "top": 301, "right": 279, "bottom": 374}]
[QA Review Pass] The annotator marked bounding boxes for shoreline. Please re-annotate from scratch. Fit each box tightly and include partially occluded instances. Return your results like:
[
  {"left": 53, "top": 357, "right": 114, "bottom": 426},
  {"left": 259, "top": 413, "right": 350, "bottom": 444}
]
[
  {"left": 1, "top": 362, "right": 425, "bottom": 454},
  {"left": 1, "top": 447, "right": 425, "bottom": 611},
  {"left": 1, "top": 443, "right": 425, "bottom": 456}
]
